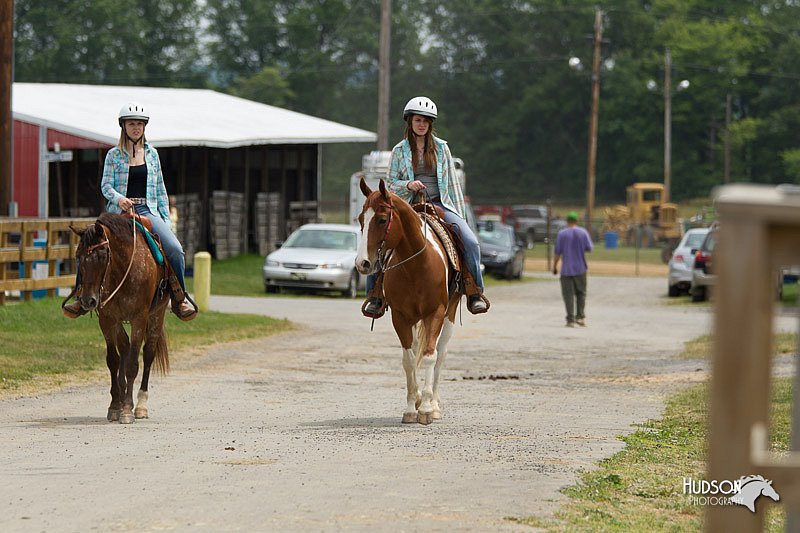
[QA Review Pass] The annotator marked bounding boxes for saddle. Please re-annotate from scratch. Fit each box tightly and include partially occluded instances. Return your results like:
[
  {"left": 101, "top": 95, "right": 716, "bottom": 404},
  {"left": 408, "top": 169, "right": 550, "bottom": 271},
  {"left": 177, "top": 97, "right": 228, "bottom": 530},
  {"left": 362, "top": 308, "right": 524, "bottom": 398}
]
[
  {"left": 411, "top": 202, "right": 484, "bottom": 301},
  {"left": 122, "top": 211, "right": 178, "bottom": 310}
]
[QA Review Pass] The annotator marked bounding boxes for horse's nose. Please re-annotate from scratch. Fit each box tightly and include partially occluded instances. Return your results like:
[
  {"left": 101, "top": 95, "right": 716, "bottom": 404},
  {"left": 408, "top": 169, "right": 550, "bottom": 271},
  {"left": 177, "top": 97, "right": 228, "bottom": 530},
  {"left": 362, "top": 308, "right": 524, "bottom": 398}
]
[
  {"left": 82, "top": 296, "right": 97, "bottom": 310},
  {"left": 359, "top": 259, "right": 371, "bottom": 271}
]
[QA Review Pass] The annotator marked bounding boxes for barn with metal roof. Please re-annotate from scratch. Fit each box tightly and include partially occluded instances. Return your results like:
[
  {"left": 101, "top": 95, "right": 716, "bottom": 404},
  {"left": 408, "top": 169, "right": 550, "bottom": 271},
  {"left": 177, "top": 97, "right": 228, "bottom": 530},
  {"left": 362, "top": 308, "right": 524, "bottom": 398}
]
[{"left": 11, "top": 83, "right": 376, "bottom": 258}]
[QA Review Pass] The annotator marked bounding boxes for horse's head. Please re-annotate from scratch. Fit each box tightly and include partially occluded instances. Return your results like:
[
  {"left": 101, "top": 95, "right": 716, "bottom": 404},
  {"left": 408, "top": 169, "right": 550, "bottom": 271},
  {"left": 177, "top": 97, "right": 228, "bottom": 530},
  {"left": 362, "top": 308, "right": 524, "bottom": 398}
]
[
  {"left": 71, "top": 220, "right": 110, "bottom": 313},
  {"left": 355, "top": 177, "right": 397, "bottom": 275}
]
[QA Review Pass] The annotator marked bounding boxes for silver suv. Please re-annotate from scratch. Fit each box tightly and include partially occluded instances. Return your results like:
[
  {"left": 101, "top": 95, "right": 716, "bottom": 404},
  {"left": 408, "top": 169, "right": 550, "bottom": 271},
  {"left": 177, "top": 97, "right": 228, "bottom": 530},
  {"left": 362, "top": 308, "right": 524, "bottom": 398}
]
[{"left": 506, "top": 205, "right": 566, "bottom": 248}]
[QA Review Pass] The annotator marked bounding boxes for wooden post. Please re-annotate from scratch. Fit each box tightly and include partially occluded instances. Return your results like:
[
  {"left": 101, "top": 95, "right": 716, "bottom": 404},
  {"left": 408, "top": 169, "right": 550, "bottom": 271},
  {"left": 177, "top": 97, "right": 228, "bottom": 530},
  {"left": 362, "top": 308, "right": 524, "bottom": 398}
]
[
  {"left": 585, "top": 7, "right": 602, "bottom": 233},
  {"left": 0, "top": 0, "right": 13, "bottom": 216},
  {"left": 663, "top": 48, "right": 672, "bottom": 204},
  {"left": 377, "top": 0, "right": 391, "bottom": 151},
  {"left": 706, "top": 184, "right": 800, "bottom": 531}
]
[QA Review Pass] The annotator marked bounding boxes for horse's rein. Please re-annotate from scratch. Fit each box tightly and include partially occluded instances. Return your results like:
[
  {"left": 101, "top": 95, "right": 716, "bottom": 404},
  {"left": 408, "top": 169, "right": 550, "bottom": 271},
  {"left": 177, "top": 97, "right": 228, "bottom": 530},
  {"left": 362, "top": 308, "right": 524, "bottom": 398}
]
[
  {"left": 98, "top": 212, "right": 137, "bottom": 308},
  {"left": 379, "top": 197, "right": 429, "bottom": 273}
]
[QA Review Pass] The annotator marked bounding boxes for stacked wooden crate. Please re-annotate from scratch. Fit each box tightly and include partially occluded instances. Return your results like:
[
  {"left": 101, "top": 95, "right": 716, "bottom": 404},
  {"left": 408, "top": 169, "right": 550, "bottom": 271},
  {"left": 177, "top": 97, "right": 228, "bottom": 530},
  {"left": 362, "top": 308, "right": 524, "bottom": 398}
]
[
  {"left": 286, "top": 200, "right": 321, "bottom": 236},
  {"left": 209, "top": 191, "right": 246, "bottom": 259},
  {"left": 254, "top": 192, "right": 281, "bottom": 256},
  {"left": 172, "top": 193, "right": 202, "bottom": 267}
]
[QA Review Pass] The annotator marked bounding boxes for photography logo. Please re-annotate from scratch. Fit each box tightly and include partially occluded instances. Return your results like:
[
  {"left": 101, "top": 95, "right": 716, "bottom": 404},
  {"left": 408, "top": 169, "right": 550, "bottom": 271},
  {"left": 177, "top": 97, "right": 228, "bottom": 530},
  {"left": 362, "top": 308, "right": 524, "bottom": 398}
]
[{"left": 683, "top": 475, "right": 780, "bottom": 512}]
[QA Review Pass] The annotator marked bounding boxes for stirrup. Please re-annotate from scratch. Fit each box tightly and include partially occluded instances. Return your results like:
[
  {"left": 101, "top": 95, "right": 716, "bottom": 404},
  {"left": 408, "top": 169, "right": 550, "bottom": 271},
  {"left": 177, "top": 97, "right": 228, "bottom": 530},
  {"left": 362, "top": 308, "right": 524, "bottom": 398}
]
[
  {"left": 361, "top": 297, "right": 387, "bottom": 319},
  {"left": 62, "top": 300, "right": 87, "bottom": 319},
  {"left": 467, "top": 294, "right": 490, "bottom": 315},
  {"left": 172, "top": 294, "right": 198, "bottom": 322}
]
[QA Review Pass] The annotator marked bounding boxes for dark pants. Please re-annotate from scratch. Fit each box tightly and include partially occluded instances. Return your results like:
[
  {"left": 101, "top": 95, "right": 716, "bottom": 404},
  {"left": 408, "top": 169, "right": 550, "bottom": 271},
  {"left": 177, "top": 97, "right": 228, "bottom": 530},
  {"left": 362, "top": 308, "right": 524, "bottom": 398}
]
[{"left": 560, "top": 273, "right": 587, "bottom": 324}]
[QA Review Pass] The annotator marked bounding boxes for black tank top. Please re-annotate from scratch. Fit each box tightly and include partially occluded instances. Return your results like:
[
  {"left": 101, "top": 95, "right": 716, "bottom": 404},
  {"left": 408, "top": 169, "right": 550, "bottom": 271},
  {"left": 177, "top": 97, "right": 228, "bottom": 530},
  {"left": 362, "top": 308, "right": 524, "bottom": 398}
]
[{"left": 127, "top": 163, "right": 147, "bottom": 198}]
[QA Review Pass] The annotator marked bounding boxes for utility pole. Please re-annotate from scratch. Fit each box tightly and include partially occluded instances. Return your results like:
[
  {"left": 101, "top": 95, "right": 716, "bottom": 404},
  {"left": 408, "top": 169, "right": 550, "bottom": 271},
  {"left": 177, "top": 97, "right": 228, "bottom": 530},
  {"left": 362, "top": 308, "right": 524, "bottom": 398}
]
[
  {"left": 0, "top": 0, "right": 13, "bottom": 216},
  {"left": 376, "top": 0, "right": 391, "bottom": 151},
  {"left": 724, "top": 93, "right": 731, "bottom": 183},
  {"left": 663, "top": 47, "right": 672, "bottom": 203},
  {"left": 584, "top": 7, "right": 603, "bottom": 233}
]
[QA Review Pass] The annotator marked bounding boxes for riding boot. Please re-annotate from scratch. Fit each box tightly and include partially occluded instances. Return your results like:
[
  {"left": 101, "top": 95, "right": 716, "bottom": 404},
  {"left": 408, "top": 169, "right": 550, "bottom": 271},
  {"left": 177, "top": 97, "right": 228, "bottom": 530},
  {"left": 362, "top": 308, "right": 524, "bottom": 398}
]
[
  {"left": 62, "top": 299, "right": 86, "bottom": 318},
  {"left": 361, "top": 273, "right": 387, "bottom": 318},
  {"left": 463, "top": 272, "right": 490, "bottom": 315},
  {"left": 62, "top": 286, "right": 87, "bottom": 318},
  {"left": 167, "top": 273, "right": 197, "bottom": 322}
]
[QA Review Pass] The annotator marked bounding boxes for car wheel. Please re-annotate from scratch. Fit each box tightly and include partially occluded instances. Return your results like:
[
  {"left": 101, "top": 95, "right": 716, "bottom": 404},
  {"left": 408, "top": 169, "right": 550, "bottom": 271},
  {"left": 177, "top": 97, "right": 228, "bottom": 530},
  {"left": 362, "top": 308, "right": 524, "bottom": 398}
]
[
  {"left": 343, "top": 270, "right": 358, "bottom": 298},
  {"left": 526, "top": 230, "right": 536, "bottom": 249},
  {"left": 514, "top": 259, "right": 524, "bottom": 280},
  {"left": 265, "top": 283, "right": 279, "bottom": 294},
  {"left": 668, "top": 283, "right": 680, "bottom": 297},
  {"left": 691, "top": 285, "right": 706, "bottom": 302}
]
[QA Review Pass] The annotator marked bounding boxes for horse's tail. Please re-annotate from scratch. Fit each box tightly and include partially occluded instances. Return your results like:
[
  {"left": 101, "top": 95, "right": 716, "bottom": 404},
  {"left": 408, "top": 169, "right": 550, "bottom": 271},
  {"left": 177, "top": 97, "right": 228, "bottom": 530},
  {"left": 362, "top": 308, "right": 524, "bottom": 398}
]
[
  {"left": 153, "top": 328, "right": 170, "bottom": 376},
  {"left": 413, "top": 321, "right": 427, "bottom": 368}
]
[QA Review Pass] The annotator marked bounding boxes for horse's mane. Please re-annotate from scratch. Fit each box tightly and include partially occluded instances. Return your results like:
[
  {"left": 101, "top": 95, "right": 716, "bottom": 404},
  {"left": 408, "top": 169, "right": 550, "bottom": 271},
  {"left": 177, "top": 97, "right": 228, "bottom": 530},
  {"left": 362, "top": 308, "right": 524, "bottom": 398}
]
[
  {"left": 96, "top": 212, "right": 134, "bottom": 247},
  {"left": 739, "top": 475, "right": 770, "bottom": 485}
]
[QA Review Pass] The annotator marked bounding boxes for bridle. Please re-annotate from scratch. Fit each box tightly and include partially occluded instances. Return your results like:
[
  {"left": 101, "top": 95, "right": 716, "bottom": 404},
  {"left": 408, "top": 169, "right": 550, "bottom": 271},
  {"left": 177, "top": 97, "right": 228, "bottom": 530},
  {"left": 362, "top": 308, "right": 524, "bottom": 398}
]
[
  {"left": 370, "top": 195, "right": 428, "bottom": 274},
  {"left": 80, "top": 218, "right": 137, "bottom": 309}
]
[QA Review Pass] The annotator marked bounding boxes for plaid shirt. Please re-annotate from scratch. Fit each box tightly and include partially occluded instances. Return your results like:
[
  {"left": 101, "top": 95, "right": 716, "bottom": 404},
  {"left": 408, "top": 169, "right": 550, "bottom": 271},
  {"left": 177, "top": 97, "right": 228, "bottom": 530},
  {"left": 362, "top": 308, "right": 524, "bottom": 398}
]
[
  {"left": 385, "top": 136, "right": 467, "bottom": 219},
  {"left": 100, "top": 142, "right": 170, "bottom": 224}
]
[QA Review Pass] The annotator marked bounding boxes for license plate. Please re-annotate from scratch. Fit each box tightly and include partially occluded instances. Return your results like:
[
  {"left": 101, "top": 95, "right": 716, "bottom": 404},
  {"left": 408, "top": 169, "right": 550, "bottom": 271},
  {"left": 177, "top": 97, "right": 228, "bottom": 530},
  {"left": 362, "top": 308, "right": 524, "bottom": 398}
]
[{"left": 290, "top": 272, "right": 307, "bottom": 281}]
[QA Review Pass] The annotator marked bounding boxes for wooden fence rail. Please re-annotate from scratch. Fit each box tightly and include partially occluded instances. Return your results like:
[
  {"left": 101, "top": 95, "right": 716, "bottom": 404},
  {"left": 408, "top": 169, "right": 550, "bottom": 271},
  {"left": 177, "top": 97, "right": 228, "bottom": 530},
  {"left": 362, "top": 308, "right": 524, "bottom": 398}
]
[{"left": 0, "top": 217, "right": 96, "bottom": 305}]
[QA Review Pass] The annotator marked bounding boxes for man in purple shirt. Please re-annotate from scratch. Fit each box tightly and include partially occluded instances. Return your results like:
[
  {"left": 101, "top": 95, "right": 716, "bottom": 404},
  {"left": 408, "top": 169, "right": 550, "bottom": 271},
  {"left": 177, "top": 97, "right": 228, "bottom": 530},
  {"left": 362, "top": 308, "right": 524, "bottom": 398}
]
[{"left": 553, "top": 211, "right": 593, "bottom": 327}]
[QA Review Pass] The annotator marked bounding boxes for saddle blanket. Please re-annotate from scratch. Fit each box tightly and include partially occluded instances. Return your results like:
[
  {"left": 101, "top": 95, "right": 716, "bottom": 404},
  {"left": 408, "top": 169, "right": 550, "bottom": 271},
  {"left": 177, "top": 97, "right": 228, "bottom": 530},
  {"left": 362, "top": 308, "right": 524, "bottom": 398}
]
[{"left": 419, "top": 212, "right": 460, "bottom": 272}]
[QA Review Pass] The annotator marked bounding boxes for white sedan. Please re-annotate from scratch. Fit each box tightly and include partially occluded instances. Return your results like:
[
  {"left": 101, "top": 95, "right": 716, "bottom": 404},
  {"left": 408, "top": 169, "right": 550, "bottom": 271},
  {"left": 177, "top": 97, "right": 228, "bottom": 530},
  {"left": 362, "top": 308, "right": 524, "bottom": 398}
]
[
  {"left": 667, "top": 227, "right": 710, "bottom": 297},
  {"left": 262, "top": 224, "right": 366, "bottom": 297}
]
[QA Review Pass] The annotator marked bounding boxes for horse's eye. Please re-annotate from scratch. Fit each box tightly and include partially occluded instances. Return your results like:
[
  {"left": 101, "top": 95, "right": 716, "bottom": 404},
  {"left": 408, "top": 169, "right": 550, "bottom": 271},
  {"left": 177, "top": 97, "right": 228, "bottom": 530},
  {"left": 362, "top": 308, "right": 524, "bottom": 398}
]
[{"left": 377, "top": 217, "right": 387, "bottom": 225}]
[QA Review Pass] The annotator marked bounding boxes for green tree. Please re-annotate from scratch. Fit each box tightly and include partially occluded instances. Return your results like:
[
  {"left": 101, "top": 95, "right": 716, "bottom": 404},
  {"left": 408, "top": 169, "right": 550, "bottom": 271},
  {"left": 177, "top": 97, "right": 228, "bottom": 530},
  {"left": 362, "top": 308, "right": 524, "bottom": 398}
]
[{"left": 14, "top": 0, "right": 203, "bottom": 86}]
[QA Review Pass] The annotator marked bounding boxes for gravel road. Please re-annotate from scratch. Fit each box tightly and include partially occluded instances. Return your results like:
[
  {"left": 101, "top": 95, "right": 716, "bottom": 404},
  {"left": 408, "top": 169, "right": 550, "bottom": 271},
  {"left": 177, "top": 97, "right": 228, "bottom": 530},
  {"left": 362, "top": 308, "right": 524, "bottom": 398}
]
[{"left": 0, "top": 275, "right": 791, "bottom": 532}]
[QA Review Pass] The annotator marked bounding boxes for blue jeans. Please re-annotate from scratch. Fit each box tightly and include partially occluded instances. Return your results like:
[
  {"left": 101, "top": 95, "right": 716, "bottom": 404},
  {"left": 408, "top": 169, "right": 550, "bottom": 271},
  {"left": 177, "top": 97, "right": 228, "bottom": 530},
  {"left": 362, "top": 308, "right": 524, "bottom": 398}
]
[
  {"left": 135, "top": 204, "right": 186, "bottom": 291},
  {"left": 366, "top": 202, "right": 484, "bottom": 294}
]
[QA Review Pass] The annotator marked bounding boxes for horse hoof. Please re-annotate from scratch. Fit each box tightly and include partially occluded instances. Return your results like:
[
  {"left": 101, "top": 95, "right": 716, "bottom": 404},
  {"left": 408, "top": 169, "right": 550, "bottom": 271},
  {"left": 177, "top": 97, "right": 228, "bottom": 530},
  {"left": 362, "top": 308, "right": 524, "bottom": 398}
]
[
  {"left": 418, "top": 412, "right": 433, "bottom": 425},
  {"left": 432, "top": 410, "right": 442, "bottom": 420},
  {"left": 119, "top": 413, "right": 135, "bottom": 424},
  {"left": 402, "top": 412, "right": 418, "bottom": 424},
  {"left": 134, "top": 408, "right": 148, "bottom": 419},
  {"left": 107, "top": 409, "right": 121, "bottom": 422}
]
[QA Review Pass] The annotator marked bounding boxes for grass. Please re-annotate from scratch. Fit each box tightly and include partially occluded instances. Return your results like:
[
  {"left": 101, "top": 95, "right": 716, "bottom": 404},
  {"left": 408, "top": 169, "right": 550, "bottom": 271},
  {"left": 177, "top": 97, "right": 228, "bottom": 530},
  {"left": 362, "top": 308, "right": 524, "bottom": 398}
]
[
  {"left": 0, "top": 297, "right": 293, "bottom": 391},
  {"left": 185, "top": 253, "right": 538, "bottom": 298},
  {"left": 681, "top": 332, "right": 798, "bottom": 360},
  {"left": 525, "top": 243, "right": 665, "bottom": 265},
  {"left": 510, "top": 336, "right": 794, "bottom": 532}
]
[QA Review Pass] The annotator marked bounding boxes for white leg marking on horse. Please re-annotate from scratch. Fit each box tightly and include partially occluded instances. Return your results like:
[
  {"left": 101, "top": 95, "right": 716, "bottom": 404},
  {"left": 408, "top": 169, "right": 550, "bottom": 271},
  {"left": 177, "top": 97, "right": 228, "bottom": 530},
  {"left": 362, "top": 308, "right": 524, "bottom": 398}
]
[
  {"left": 355, "top": 208, "right": 375, "bottom": 273},
  {"left": 134, "top": 389, "right": 149, "bottom": 419},
  {"left": 432, "top": 319, "right": 454, "bottom": 419},
  {"left": 402, "top": 347, "right": 419, "bottom": 423}
]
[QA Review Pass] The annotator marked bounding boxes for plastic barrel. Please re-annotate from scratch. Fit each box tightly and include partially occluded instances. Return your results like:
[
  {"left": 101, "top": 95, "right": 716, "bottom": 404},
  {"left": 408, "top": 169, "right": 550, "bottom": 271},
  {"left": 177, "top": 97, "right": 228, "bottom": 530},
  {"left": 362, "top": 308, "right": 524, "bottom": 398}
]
[{"left": 604, "top": 231, "right": 619, "bottom": 249}]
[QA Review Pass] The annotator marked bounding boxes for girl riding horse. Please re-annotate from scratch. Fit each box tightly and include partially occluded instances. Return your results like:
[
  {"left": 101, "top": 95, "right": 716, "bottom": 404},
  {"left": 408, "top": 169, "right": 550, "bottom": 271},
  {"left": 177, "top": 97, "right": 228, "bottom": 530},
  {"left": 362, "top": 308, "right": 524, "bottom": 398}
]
[
  {"left": 362, "top": 96, "right": 489, "bottom": 317},
  {"left": 63, "top": 102, "right": 196, "bottom": 321}
]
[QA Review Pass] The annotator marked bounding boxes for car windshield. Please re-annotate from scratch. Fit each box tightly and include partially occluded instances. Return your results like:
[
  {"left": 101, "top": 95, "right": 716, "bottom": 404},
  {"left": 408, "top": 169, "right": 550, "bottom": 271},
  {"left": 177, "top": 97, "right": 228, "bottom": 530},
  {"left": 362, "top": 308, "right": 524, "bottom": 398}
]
[
  {"left": 684, "top": 232, "right": 708, "bottom": 250},
  {"left": 479, "top": 226, "right": 514, "bottom": 247},
  {"left": 283, "top": 229, "right": 357, "bottom": 251}
]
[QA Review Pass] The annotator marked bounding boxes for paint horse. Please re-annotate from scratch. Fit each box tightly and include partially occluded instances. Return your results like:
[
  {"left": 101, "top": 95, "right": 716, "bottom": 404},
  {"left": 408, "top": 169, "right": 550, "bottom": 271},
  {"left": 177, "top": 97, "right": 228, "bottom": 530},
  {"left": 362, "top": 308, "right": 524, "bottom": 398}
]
[
  {"left": 355, "top": 178, "right": 462, "bottom": 425},
  {"left": 69, "top": 212, "right": 170, "bottom": 424}
]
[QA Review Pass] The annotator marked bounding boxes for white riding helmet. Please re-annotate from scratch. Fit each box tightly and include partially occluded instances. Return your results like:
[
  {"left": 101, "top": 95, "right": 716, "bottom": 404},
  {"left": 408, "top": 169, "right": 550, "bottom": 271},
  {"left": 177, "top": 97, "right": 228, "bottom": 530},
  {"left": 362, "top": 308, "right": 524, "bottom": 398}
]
[
  {"left": 118, "top": 102, "right": 149, "bottom": 126},
  {"left": 403, "top": 96, "right": 437, "bottom": 120}
]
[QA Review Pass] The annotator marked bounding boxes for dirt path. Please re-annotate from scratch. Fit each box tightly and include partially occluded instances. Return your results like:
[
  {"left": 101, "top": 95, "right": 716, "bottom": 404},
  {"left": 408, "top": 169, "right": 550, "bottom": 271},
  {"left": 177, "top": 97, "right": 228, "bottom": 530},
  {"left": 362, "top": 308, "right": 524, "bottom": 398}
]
[{"left": 0, "top": 276, "right": 779, "bottom": 531}]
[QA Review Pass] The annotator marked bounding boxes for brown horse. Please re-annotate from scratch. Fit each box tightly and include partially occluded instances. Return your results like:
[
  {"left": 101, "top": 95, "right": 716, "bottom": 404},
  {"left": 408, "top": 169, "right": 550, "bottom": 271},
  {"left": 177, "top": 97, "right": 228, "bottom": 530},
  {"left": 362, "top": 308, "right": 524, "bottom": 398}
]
[
  {"left": 70, "top": 212, "right": 170, "bottom": 424},
  {"left": 355, "top": 178, "right": 462, "bottom": 425}
]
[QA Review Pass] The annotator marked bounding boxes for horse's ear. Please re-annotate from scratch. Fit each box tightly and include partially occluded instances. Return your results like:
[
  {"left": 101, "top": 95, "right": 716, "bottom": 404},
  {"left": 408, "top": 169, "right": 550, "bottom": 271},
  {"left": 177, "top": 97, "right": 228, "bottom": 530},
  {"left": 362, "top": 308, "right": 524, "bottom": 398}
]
[
  {"left": 70, "top": 224, "right": 87, "bottom": 237},
  {"left": 359, "top": 176, "right": 372, "bottom": 197},
  {"left": 378, "top": 179, "right": 389, "bottom": 200}
]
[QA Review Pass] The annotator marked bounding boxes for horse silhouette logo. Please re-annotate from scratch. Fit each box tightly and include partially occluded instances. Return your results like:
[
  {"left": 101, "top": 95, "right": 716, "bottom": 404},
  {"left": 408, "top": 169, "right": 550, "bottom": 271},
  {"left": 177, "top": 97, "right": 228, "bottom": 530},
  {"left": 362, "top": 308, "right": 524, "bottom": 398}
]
[{"left": 729, "top": 475, "right": 780, "bottom": 512}]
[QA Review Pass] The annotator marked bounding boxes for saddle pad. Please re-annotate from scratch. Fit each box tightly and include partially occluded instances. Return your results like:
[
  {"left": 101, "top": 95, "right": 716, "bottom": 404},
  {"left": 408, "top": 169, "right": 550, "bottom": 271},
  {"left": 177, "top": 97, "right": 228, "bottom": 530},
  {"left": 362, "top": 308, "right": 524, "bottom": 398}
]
[
  {"left": 134, "top": 221, "right": 164, "bottom": 266},
  {"left": 420, "top": 212, "right": 460, "bottom": 272}
]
